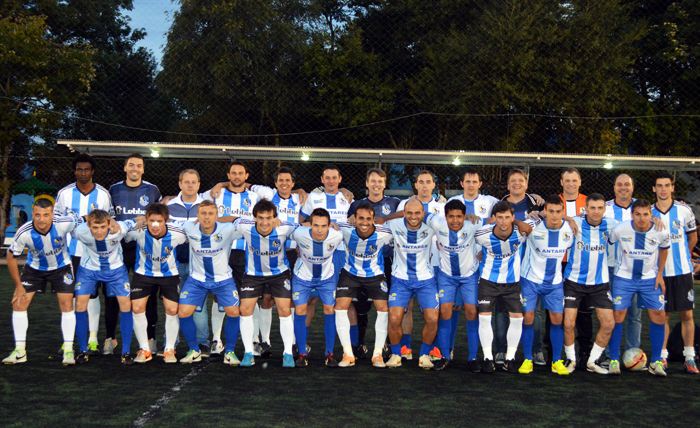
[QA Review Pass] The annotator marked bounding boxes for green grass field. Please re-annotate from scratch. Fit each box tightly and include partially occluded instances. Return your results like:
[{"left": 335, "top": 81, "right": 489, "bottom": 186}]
[{"left": 1, "top": 265, "right": 699, "bottom": 427}]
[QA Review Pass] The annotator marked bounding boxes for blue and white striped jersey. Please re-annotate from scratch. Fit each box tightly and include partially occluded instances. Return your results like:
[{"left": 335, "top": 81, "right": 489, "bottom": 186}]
[
  {"left": 521, "top": 220, "right": 575, "bottom": 284},
  {"left": 234, "top": 219, "right": 297, "bottom": 276},
  {"left": 652, "top": 202, "right": 697, "bottom": 277},
  {"left": 300, "top": 192, "right": 351, "bottom": 250},
  {"left": 292, "top": 227, "right": 344, "bottom": 281},
  {"left": 182, "top": 221, "right": 242, "bottom": 283},
  {"left": 251, "top": 185, "right": 301, "bottom": 250},
  {"left": 604, "top": 200, "right": 634, "bottom": 267},
  {"left": 386, "top": 218, "right": 434, "bottom": 281},
  {"left": 446, "top": 194, "right": 499, "bottom": 219},
  {"left": 398, "top": 198, "right": 444, "bottom": 267},
  {"left": 475, "top": 220, "right": 536, "bottom": 283},
  {"left": 125, "top": 224, "right": 189, "bottom": 277},
  {"left": 338, "top": 223, "right": 394, "bottom": 278},
  {"left": 609, "top": 221, "right": 670, "bottom": 281},
  {"left": 110, "top": 180, "right": 162, "bottom": 221},
  {"left": 167, "top": 193, "right": 203, "bottom": 264},
  {"left": 73, "top": 220, "right": 135, "bottom": 271},
  {"left": 565, "top": 216, "right": 617, "bottom": 285},
  {"left": 10, "top": 216, "right": 81, "bottom": 271},
  {"left": 425, "top": 213, "right": 481, "bottom": 278},
  {"left": 205, "top": 188, "right": 259, "bottom": 251},
  {"left": 54, "top": 183, "right": 113, "bottom": 257}
]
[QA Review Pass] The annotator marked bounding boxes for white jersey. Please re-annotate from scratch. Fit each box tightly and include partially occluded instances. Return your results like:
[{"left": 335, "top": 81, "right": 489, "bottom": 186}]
[
  {"left": 425, "top": 213, "right": 481, "bottom": 278},
  {"left": 604, "top": 200, "right": 634, "bottom": 267},
  {"left": 475, "top": 220, "right": 536, "bottom": 283},
  {"left": 652, "top": 202, "right": 697, "bottom": 277},
  {"left": 125, "top": 224, "right": 189, "bottom": 277},
  {"left": 398, "top": 198, "right": 444, "bottom": 267},
  {"left": 73, "top": 220, "right": 135, "bottom": 271},
  {"left": 10, "top": 216, "right": 81, "bottom": 271},
  {"left": 447, "top": 194, "right": 499, "bottom": 219},
  {"left": 300, "top": 192, "right": 351, "bottom": 250},
  {"left": 182, "top": 221, "right": 242, "bottom": 283},
  {"left": 565, "top": 216, "right": 617, "bottom": 285},
  {"left": 339, "top": 223, "right": 394, "bottom": 278},
  {"left": 235, "top": 219, "right": 297, "bottom": 276},
  {"left": 609, "top": 220, "right": 670, "bottom": 281},
  {"left": 293, "top": 227, "right": 344, "bottom": 281},
  {"left": 205, "top": 188, "right": 259, "bottom": 251},
  {"left": 54, "top": 183, "right": 113, "bottom": 257},
  {"left": 386, "top": 218, "right": 434, "bottom": 281},
  {"left": 521, "top": 220, "right": 575, "bottom": 284},
  {"left": 251, "top": 185, "right": 301, "bottom": 249}
]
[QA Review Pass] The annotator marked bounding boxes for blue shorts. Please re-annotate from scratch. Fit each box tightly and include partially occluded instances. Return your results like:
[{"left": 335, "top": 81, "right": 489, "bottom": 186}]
[
  {"left": 180, "top": 277, "right": 240, "bottom": 308},
  {"left": 293, "top": 275, "right": 336, "bottom": 306},
  {"left": 612, "top": 276, "right": 664, "bottom": 311},
  {"left": 75, "top": 266, "right": 130, "bottom": 298},
  {"left": 521, "top": 277, "right": 564, "bottom": 313},
  {"left": 437, "top": 270, "right": 478, "bottom": 306},
  {"left": 389, "top": 277, "right": 439, "bottom": 310}
]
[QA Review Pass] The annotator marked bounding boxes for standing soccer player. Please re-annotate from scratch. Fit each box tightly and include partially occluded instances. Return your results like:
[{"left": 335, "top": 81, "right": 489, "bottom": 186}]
[{"left": 651, "top": 172, "right": 699, "bottom": 373}]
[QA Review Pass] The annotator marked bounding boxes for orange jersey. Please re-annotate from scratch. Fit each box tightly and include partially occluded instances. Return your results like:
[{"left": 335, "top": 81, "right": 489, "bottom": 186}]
[{"left": 559, "top": 193, "right": 586, "bottom": 262}]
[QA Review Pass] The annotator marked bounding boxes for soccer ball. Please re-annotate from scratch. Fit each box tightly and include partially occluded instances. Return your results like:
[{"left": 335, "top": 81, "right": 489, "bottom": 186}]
[{"left": 622, "top": 348, "right": 647, "bottom": 371}]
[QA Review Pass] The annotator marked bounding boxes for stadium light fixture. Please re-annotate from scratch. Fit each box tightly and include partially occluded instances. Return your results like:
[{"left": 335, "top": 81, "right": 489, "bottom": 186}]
[
  {"left": 603, "top": 163, "right": 613, "bottom": 169},
  {"left": 452, "top": 157, "right": 461, "bottom": 166},
  {"left": 301, "top": 153, "right": 309, "bottom": 161},
  {"left": 150, "top": 149, "right": 160, "bottom": 158}
]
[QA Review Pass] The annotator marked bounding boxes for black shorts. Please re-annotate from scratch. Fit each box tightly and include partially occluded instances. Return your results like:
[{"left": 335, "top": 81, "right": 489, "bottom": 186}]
[
  {"left": 564, "top": 280, "right": 613, "bottom": 310},
  {"left": 21, "top": 264, "right": 75, "bottom": 294},
  {"left": 336, "top": 270, "right": 389, "bottom": 301},
  {"left": 477, "top": 278, "right": 523, "bottom": 314},
  {"left": 286, "top": 249, "right": 298, "bottom": 270},
  {"left": 228, "top": 250, "right": 246, "bottom": 289},
  {"left": 131, "top": 273, "right": 180, "bottom": 302},
  {"left": 664, "top": 273, "right": 695, "bottom": 312},
  {"left": 121, "top": 241, "right": 137, "bottom": 273},
  {"left": 240, "top": 272, "right": 292, "bottom": 299}
]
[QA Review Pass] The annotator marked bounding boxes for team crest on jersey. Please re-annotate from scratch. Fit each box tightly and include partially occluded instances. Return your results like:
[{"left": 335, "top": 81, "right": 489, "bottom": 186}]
[
  {"left": 380, "top": 281, "right": 388, "bottom": 292},
  {"left": 63, "top": 274, "right": 73, "bottom": 285},
  {"left": 109, "top": 239, "right": 118, "bottom": 246},
  {"left": 53, "top": 237, "right": 63, "bottom": 246},
  {"left": 579, "top": 207, "right": 586, "bottom": 215},
  {"left": 313, "top": 199, "right": 323, "bottom": 204},
  {"left": 534, "top": 234, "right": 546, "bottom": 240},
  {"left": 293, "top": 292, "right": 300, "bottom": 301},
  {"left": 272, "top": 240, "right": 281, "bottom": 249},
  {"left": 284, "top": 279, "right": 291, "bottom": 290},
  {"left": 382, "top": 204, "right": 391, "bottom": 215},
  {"left": 431, "top": 207, "right": 439, "bottom": 214},
  {"left": 512, "top": 243, "right": 520, "bottom": 251},
  {"left": 243, "top": 198, "right": 251, "bottom": 207},
  {"left": 672, "top": 220, "right": 681, "bottom": 230},
  {"left": 689, "top": 291, "right": 695, "bottom": 302},
  {"left": 233, "top": 290, "right": 239, "bottom": 298},
  {"left": 478, "top": 206, "right": 487, "bottom": 215},
  {"left": 388, "top": 292, "right": 397, "bottom": 301},
  {"left": 326, "top": 243, "right": 334, "bottom": 251},
  {"left": 439, "top": 231, "right": 448, "bottom": 237},
  {"left": 460, "top": 232, "right": 466, "bottom": 239},
  {"left": 164, "top": 246, "right": 173, "bottom": 255},
  {"left": 613, "top": 296, "right": 622, "bottom": 305},
  {"left": 180, "top": 291, "right": 188, "bottom": 299},
  {"left": 139, "top": 196, "right": 149, "bottom": 206},
  {"left": 563, "top": 233, "right": 571, "bottom": 242},
  {"left": 607, "top": 292, "right": 613, "bottom": 302},
  {"left": 340, "top": 198, "right": 347, "bottom": 204},
  {"left": 90, "top": 203, "right": 97, "bottom": 210},
  {"left": 438, "top": 289, "right": 444, "bottom": 298},
  {"left": 602, "top": 232, "right": 609, "bottom": 240},
  {"left": 367, "top": 245, "right": 376, "bottom": 254},
  {"left": 649, "top": 238, "right": 657, "bottom": 245},
  {"left": 213, "top": 233, "right": 223, "bottom": 242},
  {"left": 621, "top": 237, "right": 632, "bottom": 242},
  {"left": 420, "top": 231, "right": 428, "bottom": 238}
]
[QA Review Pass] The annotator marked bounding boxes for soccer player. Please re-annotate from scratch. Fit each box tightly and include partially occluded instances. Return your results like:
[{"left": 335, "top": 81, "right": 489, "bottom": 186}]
[
  {"left": 54, "top": 153, "right": 113, "bottom": 355},
  {"left": 518, "top": 196, "right": 575, "bottom": 376},
  {"left": 651, "top": 171, "right": 699, "bottom": 373},
  {"left": 608, "top": 199, "right": 670, "bottom": 376},
  {"left": 3, "top": 199, "right": 81, "bottom": 365},
  {"left": 72, "top": 210, "right": 138, "bottom": 364},
  {"left": 291, "top": 208, "right": 344, "bottom": 367},
  {"left": 108, "top": 153, "right": 162, "bottom": 355},
  {"left": 563, "top": 193, "right": 617, "bottom": 374},
  {"left": 124, "top": 203, "right": 188, "bottom": 363},
  {"left": 177, "top": 200, "right": 242, "bottom": 364},
  {"left": 475, "top": 201, "right": 534, "bottom": 373}
]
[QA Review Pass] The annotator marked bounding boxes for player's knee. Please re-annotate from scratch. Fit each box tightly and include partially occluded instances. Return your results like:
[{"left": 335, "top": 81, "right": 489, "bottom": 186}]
[
  {"left": 523, "top": 312, "right": 535, "bottom": 325},
  {"left": 389, "top": 313, "right": 403, "bottom": 327},
  {"left": 224, "top": 306, "right": 239, "bottom": 317},
  {"left": 680, "top": 310, "right": 694, "bottom": 322},
  {"left": 323, "top": 305, "right": 335, "bottom": 315}
]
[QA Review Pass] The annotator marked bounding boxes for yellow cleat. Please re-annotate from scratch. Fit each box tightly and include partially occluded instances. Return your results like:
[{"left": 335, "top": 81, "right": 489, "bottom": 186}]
[
  {"left": 551, "top": 360, "right": 570, "bottom": 375},
  {"left": 519, "top": 359, "right": 533, "bottom": 374}
]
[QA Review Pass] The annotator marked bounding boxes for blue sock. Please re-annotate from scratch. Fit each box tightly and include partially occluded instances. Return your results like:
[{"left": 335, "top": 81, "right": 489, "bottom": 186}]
[
  {"left": 294, "top": 314, "right": 308, "bottom": 355},
  {"left": 610, "top": 322, "right": 623, "bottom": 360},
  {"left": 391, "top": 343, "right": 401, "bottom": 356},
  {"left": 324, "top": 314, "right": 336, "bottom": 355},
  {"left": 120, "top": 311, "right": 133, "bottom": 354},
  {"left": 522, "top": 323, "right": 534, "bottom": 360},
  {"left": 550, "top": 323, "right": 564, "bottom": 362},
  {"left": 180, "top": 315, "right": 199, "bottom": 351},
  {"left": 224, "top": 316, "right": 240, "bottom": 353},
  {"left": 76, "top": 311, "right": 88, "bottom": 353},
  {"left": 401, "top": 334, "right": 411, "bottom": 349},
  {"left": 420, "top": 341, "right": 433, "bottom": 357},
  {"left": 467, "top": 319, "right": 479, "bottom": 360},
  {"left": 306, "top": 326, "right": 309, "bottom": 338},
  {"left": 438, "top": 319, "right": 451, "bottom": 360},
  {"left": 649, "top": 321, "right": 665, "bottom": 363},
  {"left": 350, "top": 325, "right": 359, "bottom": 346},
  {"left": 450, "top": 310, "right": 460, "bottom": 350}
]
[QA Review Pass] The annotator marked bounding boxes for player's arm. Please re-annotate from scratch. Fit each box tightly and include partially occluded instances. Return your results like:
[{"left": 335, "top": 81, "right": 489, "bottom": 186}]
[
  {"left": 513, "top": 219, "right": 533, "bottom": 236},
  {"left": 292, "top": 188, "right": 308, "bottom": 205},
  {"left": 375, "top": 211, "right": 404, "bottom": 225},
  {"left": 340, "top": 188, "right": 354, "bottom": 202},
  {"left": 687, "top": 230, "right": 698, "bottom": 253},
  {"left": 218, "top": 215, "right": 240, "bottom": 223},
  {"left": 562, "top": 216, "right": 578, "bottom": 236},
  {"left": 209, "top": 181, "right": 230, "bottom": 199},
  {"left": 656, "top": 247, "right": 669, "bottom": 293},
  {"left": 7, "top": 250, "right": 29, "bottom": 307}
]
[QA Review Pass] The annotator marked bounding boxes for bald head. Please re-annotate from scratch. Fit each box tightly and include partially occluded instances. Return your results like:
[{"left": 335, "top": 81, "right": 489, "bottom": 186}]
[
  {"left": 614, "top": 173, "right": 634, "bottom": 204},
  {"left": 404, "top": 199, "right": 425, "bottom": 230},
  {"left": 405, "top": 199, "right": 424, "bottom": 212}
]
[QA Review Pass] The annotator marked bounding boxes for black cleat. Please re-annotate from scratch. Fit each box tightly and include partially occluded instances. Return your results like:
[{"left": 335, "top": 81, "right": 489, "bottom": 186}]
[
  {"left": 199, "top": 344, "right": 211, "bottom": 358},
  {"left": 292, "top": 344, "right": 299, "bottom": 360},
  {"left": 352, "top": 344, "right": 367, "bottom": 360},
  {"left": 467, "top": 359, "right": 482, "bottom": 373},
  {"left": 325, "top": 353, "right": 339, "bottom": 367},
  {"left": 382, "top": 342, "right": 392, "bottom": 360},
  {"left": 260, "top": 342, "right": 272, "bottom": 359},
  {"left": 121, "top": 353, "right": 135, "bottom": 365},
  {"left": 295, "top": 354, "right": 308, "bottom": 368},
  {"left": 482, "top": 358, "right": 496, "bottom": 374},
  {"left": 503, "top": 359, "right": 518, "bottom": 374},
  {"left": 76, "top": 351, "right": 89, "bottom": 364},
  {"left": 432, "top": 358, "right": 450, "bottom": 371}
]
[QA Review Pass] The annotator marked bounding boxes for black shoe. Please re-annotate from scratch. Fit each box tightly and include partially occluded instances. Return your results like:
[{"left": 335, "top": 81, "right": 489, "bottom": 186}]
[
  {"left": 352, "top": 344, "right": 367, "bottom": 360},
  {"left": 292, "top": 344, "right": 299, "bottom": 360},
  {"left": 199, "top": 344, "right": 211, "bottom": 358},
  {"left": 260, "top": 342, "right": 272, "bottom": 359},
  {"left": 325, "top": 353, "right": 339, "bottom": 367},
  {"left": 467, "top": 359, "right": 482, "bottom": 373},
  {"left": 482, "top": 359, "right": 495, "bottom": 374},
  {"left": 432, "top": 358, "right": 450, "bottom": 371},
  {"left": 121, "top": 353, "right": 134, "bottom": 365},
  {"left": 503, "top": 359, "right": 518, "bottom": 374},
  {"left": 76, "top": 351, "right": 89, "bottom": 364},
  {"left": 295, "top": 354, "right": 308, "bottom": 368}
]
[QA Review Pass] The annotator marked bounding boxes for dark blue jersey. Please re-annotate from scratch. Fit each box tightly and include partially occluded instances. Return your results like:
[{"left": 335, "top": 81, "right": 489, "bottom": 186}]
[
  {"left": 110, "top": 180, "right": 162, "bottom": 221},
  {"left": 347, "top": 195, "right": 401, "bottom": 219}
]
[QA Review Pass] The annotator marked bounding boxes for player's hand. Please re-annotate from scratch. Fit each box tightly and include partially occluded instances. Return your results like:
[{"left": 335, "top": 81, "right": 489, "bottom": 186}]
[
  {"left": 108, "top": 218, "right": 121, "bottom": 234},
  {"left": 655, "top": 274, "right": 665, "bottom": 294},
  {"left": 374, "top": 218, "right": 385, "bottom": 225},
  {"left": 531, "top": 194, "right": 545, "bottom": 206},
  {"left": 210, "top": 182, "right": 228, "bottom": 199},
  {"left": 528, "top": 211, "right": 544, "bottom": 220},
  {"left": 272, "top": 218, "right": 282, "bottom": 228},
  {"left": 347, "top": 215, "right": 356, "bottom": 226},
  {"left": 694, "top": 260, "right": 700, "bottom": 274},
  {"left": 340, "top": 188, "right": 354, "bottom": 202},
  {"left": 476, "top": 252, "right": 483, "bottom": 261},
  {"left": 435, "top": 194, "right": 447, "bottom": 203},
  {"left": 295, "top": 189, "right": 308, "bottom": 205},
  {"left": 330, "top": 222, "right": 340, "bottom": 231},
  {"left": 11, "top": 287, "right": 29, "bottom": 307},
  {"left": 465, "top": 214, "right": 480, "bottom": 224},
  {"left": 409, "top": 195, "right": 418, "bottom": 200},
  {"left": 133, "top": 216, "right": 146, "bottom": 232},
  {"left": 651, "top": 216, "right": 666, "bottom": 231},
  {"left": 518, "top": 222, "right": 533, "bottom": 236},
  {"left": 564, "top": 216, "right": 578, "bottom": 236}
]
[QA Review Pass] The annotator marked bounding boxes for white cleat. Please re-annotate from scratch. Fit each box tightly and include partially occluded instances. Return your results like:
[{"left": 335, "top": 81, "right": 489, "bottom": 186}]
[
  {"left": 210, "top": 340, "right": 224, "bottom": 356},
  {"left": 253, "top": 342, "right": 262, "bottom": 357},
  {"left": 587, "top": 360, "right": 609, "bottom": 374},
  {"left": 386, "top": 354, "right": 402, "bottom": 368},
  {"left": 564, "top": 359, "right": 577, "bottom": 373},
  {"left": 180, "top": 350, "right": 202, "bottom": 364},
  {"left": 3, "top": 350, "right": 27, "bottom": 364},
  {"left": 62, "top": 350, "right": 76, "bottom": 365},
  {"left": 224, "top": 351, "right": 241, "bottom": 366},
  {"left": 418, "top": 355, "right": 434, "bottom": 369},
  {"left": 102, "top": 338, "right": 117, "bottom": 355},
  {"left": 163, "top": 349, "right": 177, "bottom": 364},
  {"left": 648, "top": 361, "right": 667, "bottom": 377}
]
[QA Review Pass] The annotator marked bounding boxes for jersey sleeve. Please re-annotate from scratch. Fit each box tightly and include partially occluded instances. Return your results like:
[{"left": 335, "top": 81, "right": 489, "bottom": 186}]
[
  {"left": 124, "top": 229, "right": 140, "bottom": 243},
  {"left": 425, "top": 213, "right": 445, "bottom": 231},
  {"left": 684, "top": 207, "right": 697, "bottom": 233},
  {"left": 73, "top": 223, "right": 90, "bottom": 243},
  {"left": 278, "top": 221, "right": 299, "bottom": 239},
  {"left": 9, "top": 232, "right": 27, "bottom": 256},
  {"left": 250, "top": 185, "right": 275, "bottom": 201},
  {"left": 221, "top": 221, "right": 244, "bottom": 240},
  {"left": 154, "top": 187, "right": 162, "bottom": 203},
  {"left": 475, "top": 225, "right": 493, "bottom": 246},
  {"left": 397, "top": 200, "right": 407, "bottom": 211},
  {"left": 337, "top": 223, "right": 354, "bottom": 240},
  {"left": 54, "top": 216, "right": 82, "bottom": 235},
  {"left": 608, "top": 224, "right": 621, "bottom": 244},
  {"left": 300, "top": 196, "right": 314, "bottom": 218},
  {"left": 201, "top": 188, "right": 215, "bottom": 201},
  {"left": 659, "top": 231, "right": 671, "bottom": 249},
  {"left": 53, "top": 191, "right": 66, "bottom": 216},
  {"left": 375, "top": 226, "right": 394, "bottom": 245}
]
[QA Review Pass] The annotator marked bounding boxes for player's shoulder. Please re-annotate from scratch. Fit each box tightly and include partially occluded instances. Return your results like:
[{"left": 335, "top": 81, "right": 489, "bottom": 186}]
[
  {"left": 56, "top": 182, "right": 77, "bottom": 196},
  {"left": 605, "top": 199, "right": 614, "bottom": 207},
  {"left": 15, "top": 222, "right": 36, "bottom": 239},
  {"left": 141, "top": 180, "right": 159, "bottom": 190},
  {"left": 476, "top": 223, "right": 496, "bottom": 235},
  {"left": 109, "top": 180, "right": 125, "bottom": 191},
  {"left": 94, "top": 183, "right": 110, "bottom": 195},
  {"left": 166, "top": 222, "right": 185, "bottom": 233},
  {"left": 674, "top": 201, "right": 694, "bottom": 214}
]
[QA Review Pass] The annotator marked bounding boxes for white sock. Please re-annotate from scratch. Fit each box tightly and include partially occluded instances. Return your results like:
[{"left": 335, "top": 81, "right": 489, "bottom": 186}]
[
  {"left": 290, "top": 308, "right": 296, "bottom": 344},
  {"left": 87, "top": 298, "right": 100, "bottom": 340},
  {"left": 260, "top": 308, "right": 273, "bottom": 344},
  {"left": 478, "top": 314, "right": 494, "bottom": 360},
  {"left": 374, "top": 311, "right": 389, "bottom": 357},
  {"left": 252, "top": 303, "right": 260, "bottom": 343},
  {"left": 61, "top": 311, "right": 76, "bottom": 344},
  {"left": 589, "top": 343, "right": 605, "bottom": 364},
  {"left": 684, "top": 346, "right": 696, "bottom": 361},
  {"left": 133, "top": 312, "right": 150, "bottom": 350},
  {"left": 240, "top": 315, "right": 254, "bottom": 354},
  {"left": 505, "top": 317, "right": 523, "bottom": 360},
  {"left": 335, "top": 310, "right": 353, "bottom": 356},
  {"left": 279, "top": 315, "right": 294, "bottom": 356},
  {"left": 211, "top": 300, "right": 225, "bottom": 341},
  {"left": 565, "top": 344, "right": 576, "bottom": 362},
  {"left": 165, "top": 314, "right": 179, "bottom": 350},
  {"left": 13, "top": 311, "right": 28, "bottom": 350},
  {"left": 661, "top": 348, "right": 669, "bottom": 360}
]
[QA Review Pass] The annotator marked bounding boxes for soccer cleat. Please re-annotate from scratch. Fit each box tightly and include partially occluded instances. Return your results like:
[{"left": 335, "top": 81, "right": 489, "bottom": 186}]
[
  {"left": 87, "top": 341, "right": 100, "bottom": 356},
  {"left": 224, "top": 351, "right": 240, "bottom": 366},
  {"left": 608, "top": 360, "right": 621, "bottom": 375},
  {"left": 325, "top": 353, "right": 339, "bottom": 367},
  {"left": 495, "top": 352, "right": 506, "bottom": 365},
  {"left": 400, "top": 345, "right": 413, "bottom": 361},
  {"left": 3, "top": 350, "right": 27, "bottom": 364},
  {"left": 199, "top": 344, "right": 210, "bottom": 358},
  {"left": 134, "top": 349, "right": 153, "bottom": 364},
  {"left": 62, "top": 350, "right": 76, "bottom": 365},
  {"left": 649, "top": 361, "right": 667, "bottom": 377},
  {"left": 148, "top": 339, "right": 157, "bottom": 355},
  {"left": 564, "top": 359, "right": 576, "bottom": 373},
  {"left": 587, "top": 359, "right": 609, "bottom": 374},
  {"left": 210, "top": 340, "right": 224, "bottom": 356},
  {"left": 102, "top": 338, "right": 118, "bottom": 355},
  {"left": 386, "top": 354, "right": 402, "bottom": 368},
  {"left": 467, "top": 359, "right": 482, "bottom": 373},
  {"left": 283, "top": 353, "right": 295, "bottom": 368},
  {"left": 482, "top": 359, "right": 496, "bottom": 374},
  {"left": 598, "top": 355, "right": 611, "bottom": 369},
  {"left": 260, "top": 342, "right": 272, "bottom": 358},
  {"left": 418, "top": 354, "right": 434, "bottom": 369},
  {"left": 450, "top": 349, "right": 454, "bottom": 360},
  {"left": 429, "top": 347, "right": 443, "bottom": 361},
  {"left": 685, "top": 359, "right": 699, "bottom": 374},
  {"left": 661, "top": 358, "right": 668, "bottom": 369},
  {"left": 432, "top": 358, "right": 450, "bottom": 371},
  {"left": 551, "top": 360, "right": 570, "bottom": 375},
  {"left": 352, "top": 344, "right": 367, "bottom": 360},
  {"left": 519, "top": 359, "right": 534, "bottom": 374},
  {"left": 306, "top": 344, "right": 311, "bottom": 355},
  {"left": 163, "top": 349, "right": 177, "bottom": 364},
  {"left": 292, "top": 344, "right": 300, "bottom": 360},
  {"left": 338, "top": 354, "right": 356, "bottom": 368},
  {"left": 240, "top": 352, "right": 255, "bottom": 367},
  {"left": 296, "top": 354, "right": 308, "bottom": 368},
  {"left": 57, "top": 343, "right": 65, "bottom": 356},
  {"left": 372, "top": 355, "right": 386, "bottom": 368},
  {"left": 253, "top": 342, "right": 262, "bottom": 357},
  {"left": 76, "top": 351, "right": 89, "bottom": 364},
  {"left": 157, "top": 346, "right": 165, "bottom": 357},
  {"left": 533, "top": 352, "right": 547, "bottom": 366},
  {"left": 382, "top": 342, "right": 392, "bottom": 360},
  {"left": 180, "top": 350, "right": 202, "bottom": 364},
  {"left": 121, "top": 353, "right": 135, "bottom": 365},
  {"left": 503, "top": 359, "right": 518, "bottom": 374}
]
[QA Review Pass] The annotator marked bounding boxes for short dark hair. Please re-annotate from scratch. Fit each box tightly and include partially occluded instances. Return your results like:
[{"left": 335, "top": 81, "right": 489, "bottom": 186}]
[
  {"left": 273, "top": 167, "right": 296, "bottom": 182},
  {"left": 229, "top": 161, "right": 248, "bottom": 174},
  {"left": 355, "top": 202, "right": 375, "bottom": 217},
  {"left": 492, "top": 201, "right": 514, "bottom": 216},
  {"left": 444, "top": 199, "right": 466, "bottom": 215},
  {"left": 586, "top": 193, "right": 605, "bottom": 205},
  {"left": 125, "top": 153, "right": 144, "bottom": 166},
  {"left": 146, "top": 203, "right": 169, "bottom": 221},
  {"left": 654, "top": 171, "right": 674, "bottom": 186},
  {"left": 72, "top": 153, "right": 96, "bottom": 171},
  {"left": 561, "top": 167, "right": 580, "bottom": 179},
  {"left": 322, "top": 164, "right": 341, "bottom": 177},
  {"left": 632, "top": 198, "right": 652, "bottom": 213},
  {"left": 544, "top": 195, "right": 564, "bottom": 208},
  {"left": 507, "top": 168, "right": 528, "bottom": 182},
  {"left": 366, "top": 168, "right": 386, "bottom": 180},
  {"left": 87, "top": 209, "right": 111, "bottom": 223},
  {"left": 253, "top": 199, "right": 277, "bottom": 217},
  {"left": 309, "top": 208, "right": 331, "bottom": 225},
  {"left": 414, "top": 170, "right": 435, "bottom": 183},
  {"left": 460, "top": 166, "right": 482, "bottom": 183},
  {"left": 34, "top": 198, "right": 54, "bottom": 209}
]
